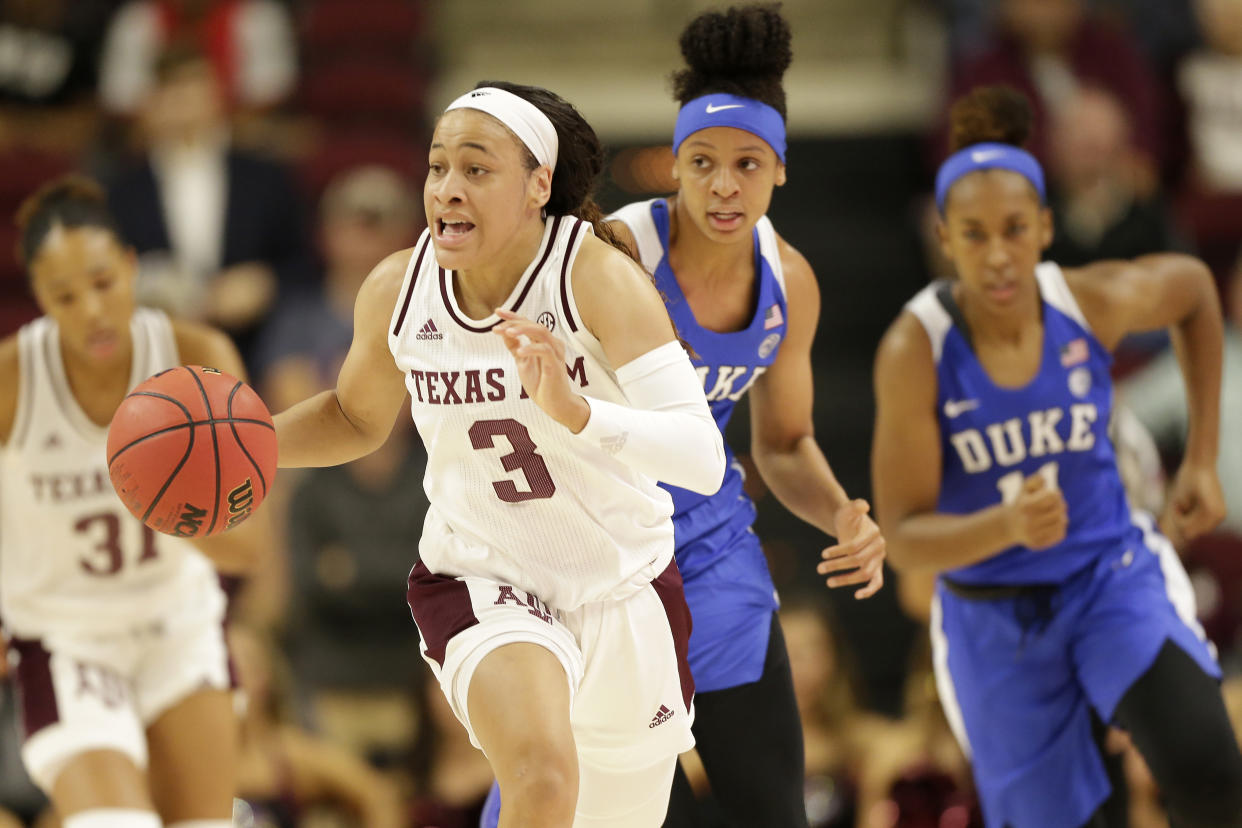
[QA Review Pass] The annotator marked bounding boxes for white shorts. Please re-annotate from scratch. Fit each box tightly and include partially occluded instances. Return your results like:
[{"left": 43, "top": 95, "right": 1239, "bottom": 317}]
[
  {"left": 407, "top": 559, "right": 695, "bottom": 772},
  {"left": 6, "top": 572, "right": 232, "bottom": 792}
]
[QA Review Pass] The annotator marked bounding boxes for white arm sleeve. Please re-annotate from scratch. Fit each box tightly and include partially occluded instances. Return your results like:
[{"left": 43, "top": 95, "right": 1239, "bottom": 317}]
[{"left": 575, "top": 341, "right": 725, "bottom": 495}]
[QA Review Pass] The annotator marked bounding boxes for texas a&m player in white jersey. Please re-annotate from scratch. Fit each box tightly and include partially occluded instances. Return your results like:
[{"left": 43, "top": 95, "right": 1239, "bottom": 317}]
[
  {"left": 273, "top": 83, "right": 725, "bottom": 827},
  {"left": 0, "top": 177, "right": 267, "bottom": 828}
]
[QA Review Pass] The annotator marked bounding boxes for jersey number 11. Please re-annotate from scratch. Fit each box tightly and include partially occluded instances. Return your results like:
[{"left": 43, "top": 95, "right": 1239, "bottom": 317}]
[{"left": 996, "top": 461, "right": 1060, "bottom": 504}]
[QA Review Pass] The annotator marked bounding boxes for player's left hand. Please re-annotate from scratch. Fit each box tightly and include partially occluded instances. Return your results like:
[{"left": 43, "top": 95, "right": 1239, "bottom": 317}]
[
  {"left": 817, "top": 498, "right": 886, "bottom": 599},
  {"left": 1159, "top": 460, "right": 1225, "bottom": 549},
  {"left": 494, "top": 309, "right": 589, "bottom": 431}
]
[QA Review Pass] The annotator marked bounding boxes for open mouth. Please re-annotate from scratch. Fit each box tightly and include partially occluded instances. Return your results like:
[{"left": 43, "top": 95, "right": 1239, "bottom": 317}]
[
  {"left": 707, "top": 211, "right": 743, "bottom": 230},
  {"left": 436, "top": 218, "right": 475, "bottom": 242}
]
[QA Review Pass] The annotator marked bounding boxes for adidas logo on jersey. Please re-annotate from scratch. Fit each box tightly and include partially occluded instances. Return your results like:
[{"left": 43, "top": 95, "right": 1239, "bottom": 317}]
[
  {"left": 416, "top": 319, "right": 444, "bottom": 341},
  {"left": 649, "top": 705, "right": 674, "bottom": 728}
]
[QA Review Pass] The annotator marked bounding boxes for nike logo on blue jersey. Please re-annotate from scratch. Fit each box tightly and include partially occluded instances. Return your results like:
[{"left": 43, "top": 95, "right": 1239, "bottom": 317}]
[
  {"left": 944, "top": 398, "right": 980, "bottom": 418},
  {"left": 705, "top": 103, "right": 745, "bottom": 113}
]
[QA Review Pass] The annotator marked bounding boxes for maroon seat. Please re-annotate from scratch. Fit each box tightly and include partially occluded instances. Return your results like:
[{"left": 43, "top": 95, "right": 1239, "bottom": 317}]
[
  {"left": 0, "top": 148, "right": 74, "bottom": 207},
  {"left": 301, "top": 0, "right": 426, "bottom": 58},
  {"left": 300, "top": 60, "right": 427, "bottom": 130}
]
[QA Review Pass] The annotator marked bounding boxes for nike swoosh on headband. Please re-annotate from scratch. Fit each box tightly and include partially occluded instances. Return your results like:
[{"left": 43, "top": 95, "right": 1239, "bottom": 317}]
[
  {"left": 970, "top": 149, "right": 1006, "bottom": 163},
  {"left": 674, "top": 94, "right": 787, "bottom": 161}
]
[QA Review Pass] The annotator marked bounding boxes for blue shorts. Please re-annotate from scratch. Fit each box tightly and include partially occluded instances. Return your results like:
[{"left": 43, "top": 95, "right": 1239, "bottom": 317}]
[
  {"left": 675, "top": 505, "right": 779, "bottom": 694},
  {"left": 932, "top": 513, "right": 1220, "bottom": 828}
]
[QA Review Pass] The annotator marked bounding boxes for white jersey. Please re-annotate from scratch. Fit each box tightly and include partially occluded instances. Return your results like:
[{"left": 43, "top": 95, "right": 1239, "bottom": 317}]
[
  {"left": 0, "top": 309, "right": 216, "bottom": 638},
  {"left": 389, "top": 216, "right": 675, "bottom": 610}
]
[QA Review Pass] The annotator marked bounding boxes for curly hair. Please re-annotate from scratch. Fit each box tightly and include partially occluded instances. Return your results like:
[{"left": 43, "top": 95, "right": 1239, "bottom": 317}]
[
  {"left": 670, "top": 3, "right": 793, "bottom": 119},
  {"left": 948, "top": 85, "right": 1034, "bottom": 152}
]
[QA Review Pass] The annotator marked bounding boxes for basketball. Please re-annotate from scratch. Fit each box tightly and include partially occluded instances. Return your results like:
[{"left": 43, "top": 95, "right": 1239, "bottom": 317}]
[{"left": 106, "top": 365, "right": 278, "bottom": 538}]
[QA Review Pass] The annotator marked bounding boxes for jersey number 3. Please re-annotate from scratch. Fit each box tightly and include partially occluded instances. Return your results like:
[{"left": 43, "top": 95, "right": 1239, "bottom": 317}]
[{"left": 469, "top": 419, "right": 556, "bottom": 503}]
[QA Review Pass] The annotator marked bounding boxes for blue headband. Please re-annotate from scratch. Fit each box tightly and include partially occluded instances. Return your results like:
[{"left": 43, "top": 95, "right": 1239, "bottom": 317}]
[
  {"left": 673, "top": 93, "right": 787, "bottom": 162},
  {"left": 934, "top": 142, "right": 1045, "bottom": 213}
]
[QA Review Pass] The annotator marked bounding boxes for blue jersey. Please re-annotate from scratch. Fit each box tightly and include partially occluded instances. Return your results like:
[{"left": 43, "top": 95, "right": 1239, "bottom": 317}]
[
  {"left": 610, "top": 199, "right": 789, "bottom": 571},
  {"left": 907, "top": 264, "right": 1135, "bottom": 585},
  {"left": 609, "top": 199, "right": 787, "bottom": 693}
]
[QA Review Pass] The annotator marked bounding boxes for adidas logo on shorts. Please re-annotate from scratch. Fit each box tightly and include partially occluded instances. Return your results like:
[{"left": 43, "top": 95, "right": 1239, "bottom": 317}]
[
  {"left": 416, "top": 319, "right": 444, "bottom": 341},
  {"left": 648, "top": 704, "right": 674, "bottom": 728}
]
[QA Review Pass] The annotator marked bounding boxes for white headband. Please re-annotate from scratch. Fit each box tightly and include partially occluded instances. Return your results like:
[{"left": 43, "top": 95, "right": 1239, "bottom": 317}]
[{"left": 444, "top": 86, "right": 559, "bottom": 171}]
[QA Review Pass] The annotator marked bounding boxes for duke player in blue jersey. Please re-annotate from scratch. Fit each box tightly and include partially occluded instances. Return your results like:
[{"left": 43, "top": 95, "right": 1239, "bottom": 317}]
[
  {"left": 873, "top": 85, "right": 1242, "bottom": 828},
  {"left": 481, "top": 6, "right": 886, "bottom": 827}
]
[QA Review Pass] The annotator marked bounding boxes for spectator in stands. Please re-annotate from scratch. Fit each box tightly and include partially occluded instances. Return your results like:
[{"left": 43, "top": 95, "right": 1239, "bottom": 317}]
[
  {"left": 1041, "top": 83, "right": 1190, "bottom": 371},
  {"left": 1096, "top": 0, "right": 1201, "bottom": 74},
  {"left": 256, "top": 165, "right": 420, "bottom": 412},
  {"left": 281, "top": 418, "right": 430, "bottom": 760},
  {"left": 404, "top": 667, "right": 494, "bottom": 828},
  {"left": 1180, "top": 0, "right": 1242, "bottom": 195},
  {"left": 243, "top": 165, "right": 426, "bottom": 764},
  {"left": 106, "top": 44, "right": 313, "bottom": 369},
  {"left": 1045, "top": 85, "right": 1186, "bottom": 267},
  {"left": 854, "top": 645, "right": 982, "bottom": 828},
  {"left": 1174, "top": 0, "right": 1242, "bottom": 282},
  {"left": 782, "top": 597, "right": 875, "bottom": 828},
  {"left": 783, "top": 599, "right": 982, "bottom": 827},
  {"left": 98, "top": 0, "right": 296, "bottom": 115},
  {"left": 230, "top": 623, "right": 405, "bottom": 828},
  {"left": 944, "top": 0, "right": 1164, "bottom": 176}
]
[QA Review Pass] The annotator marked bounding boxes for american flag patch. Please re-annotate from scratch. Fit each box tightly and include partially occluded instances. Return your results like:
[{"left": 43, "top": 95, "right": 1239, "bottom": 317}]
[
  {"left": 1060, "top": 337, "right": 1088, "bottom": 367},
  {"left": 764, "top": 304, "right": 783, "bottom": 329}
]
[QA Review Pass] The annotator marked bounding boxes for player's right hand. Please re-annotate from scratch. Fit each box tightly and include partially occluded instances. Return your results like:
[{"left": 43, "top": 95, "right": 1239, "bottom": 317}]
[
  {"left": 494, "top": 309, "right": 590, "bottom": 432},
  {"left": 1007, "top": 473, "right": 1068, "bottom": 550}
]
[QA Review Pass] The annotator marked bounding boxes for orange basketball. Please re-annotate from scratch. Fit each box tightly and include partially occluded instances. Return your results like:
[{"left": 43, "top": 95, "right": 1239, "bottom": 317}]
[{"left": 107, "top": 365, "right": 277, "bottom": 538}]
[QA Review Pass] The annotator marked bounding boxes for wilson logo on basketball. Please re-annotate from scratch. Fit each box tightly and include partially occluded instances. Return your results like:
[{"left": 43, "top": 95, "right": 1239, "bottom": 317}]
[
  {"left": 226, "top": 478, "right": 255, "bottom": 529},
  {"left": 173, "top": 503, "right": 208, "bottom": 537}
]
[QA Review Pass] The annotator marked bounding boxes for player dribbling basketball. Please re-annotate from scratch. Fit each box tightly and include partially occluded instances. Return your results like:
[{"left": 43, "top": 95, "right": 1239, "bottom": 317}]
[
  {"left": 0, "top": 176, "right": 268, "bottom": 828},
  {"left": 273, "top": 82, "right": 725, "bottom": 827}
]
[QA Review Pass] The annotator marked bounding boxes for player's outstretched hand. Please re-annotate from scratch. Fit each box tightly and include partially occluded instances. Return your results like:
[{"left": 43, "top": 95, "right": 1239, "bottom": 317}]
[
  {"left": 817, "top": 499, "right": 886, "bottom": 599},
  {"left": 494, "top": 309, "right": 589, "bottom": 431},
  {"left": 1159, "top": 461, "right": 1226, "bottom": 550},
  {"left": 1007, "top": 473, "right": 1068, "bottom": 550}
]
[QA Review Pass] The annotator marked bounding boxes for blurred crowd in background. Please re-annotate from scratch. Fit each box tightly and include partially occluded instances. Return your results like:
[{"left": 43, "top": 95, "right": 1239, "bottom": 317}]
[{"left": 0, "top": 0, "right": 1239, "bottom": 826}]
